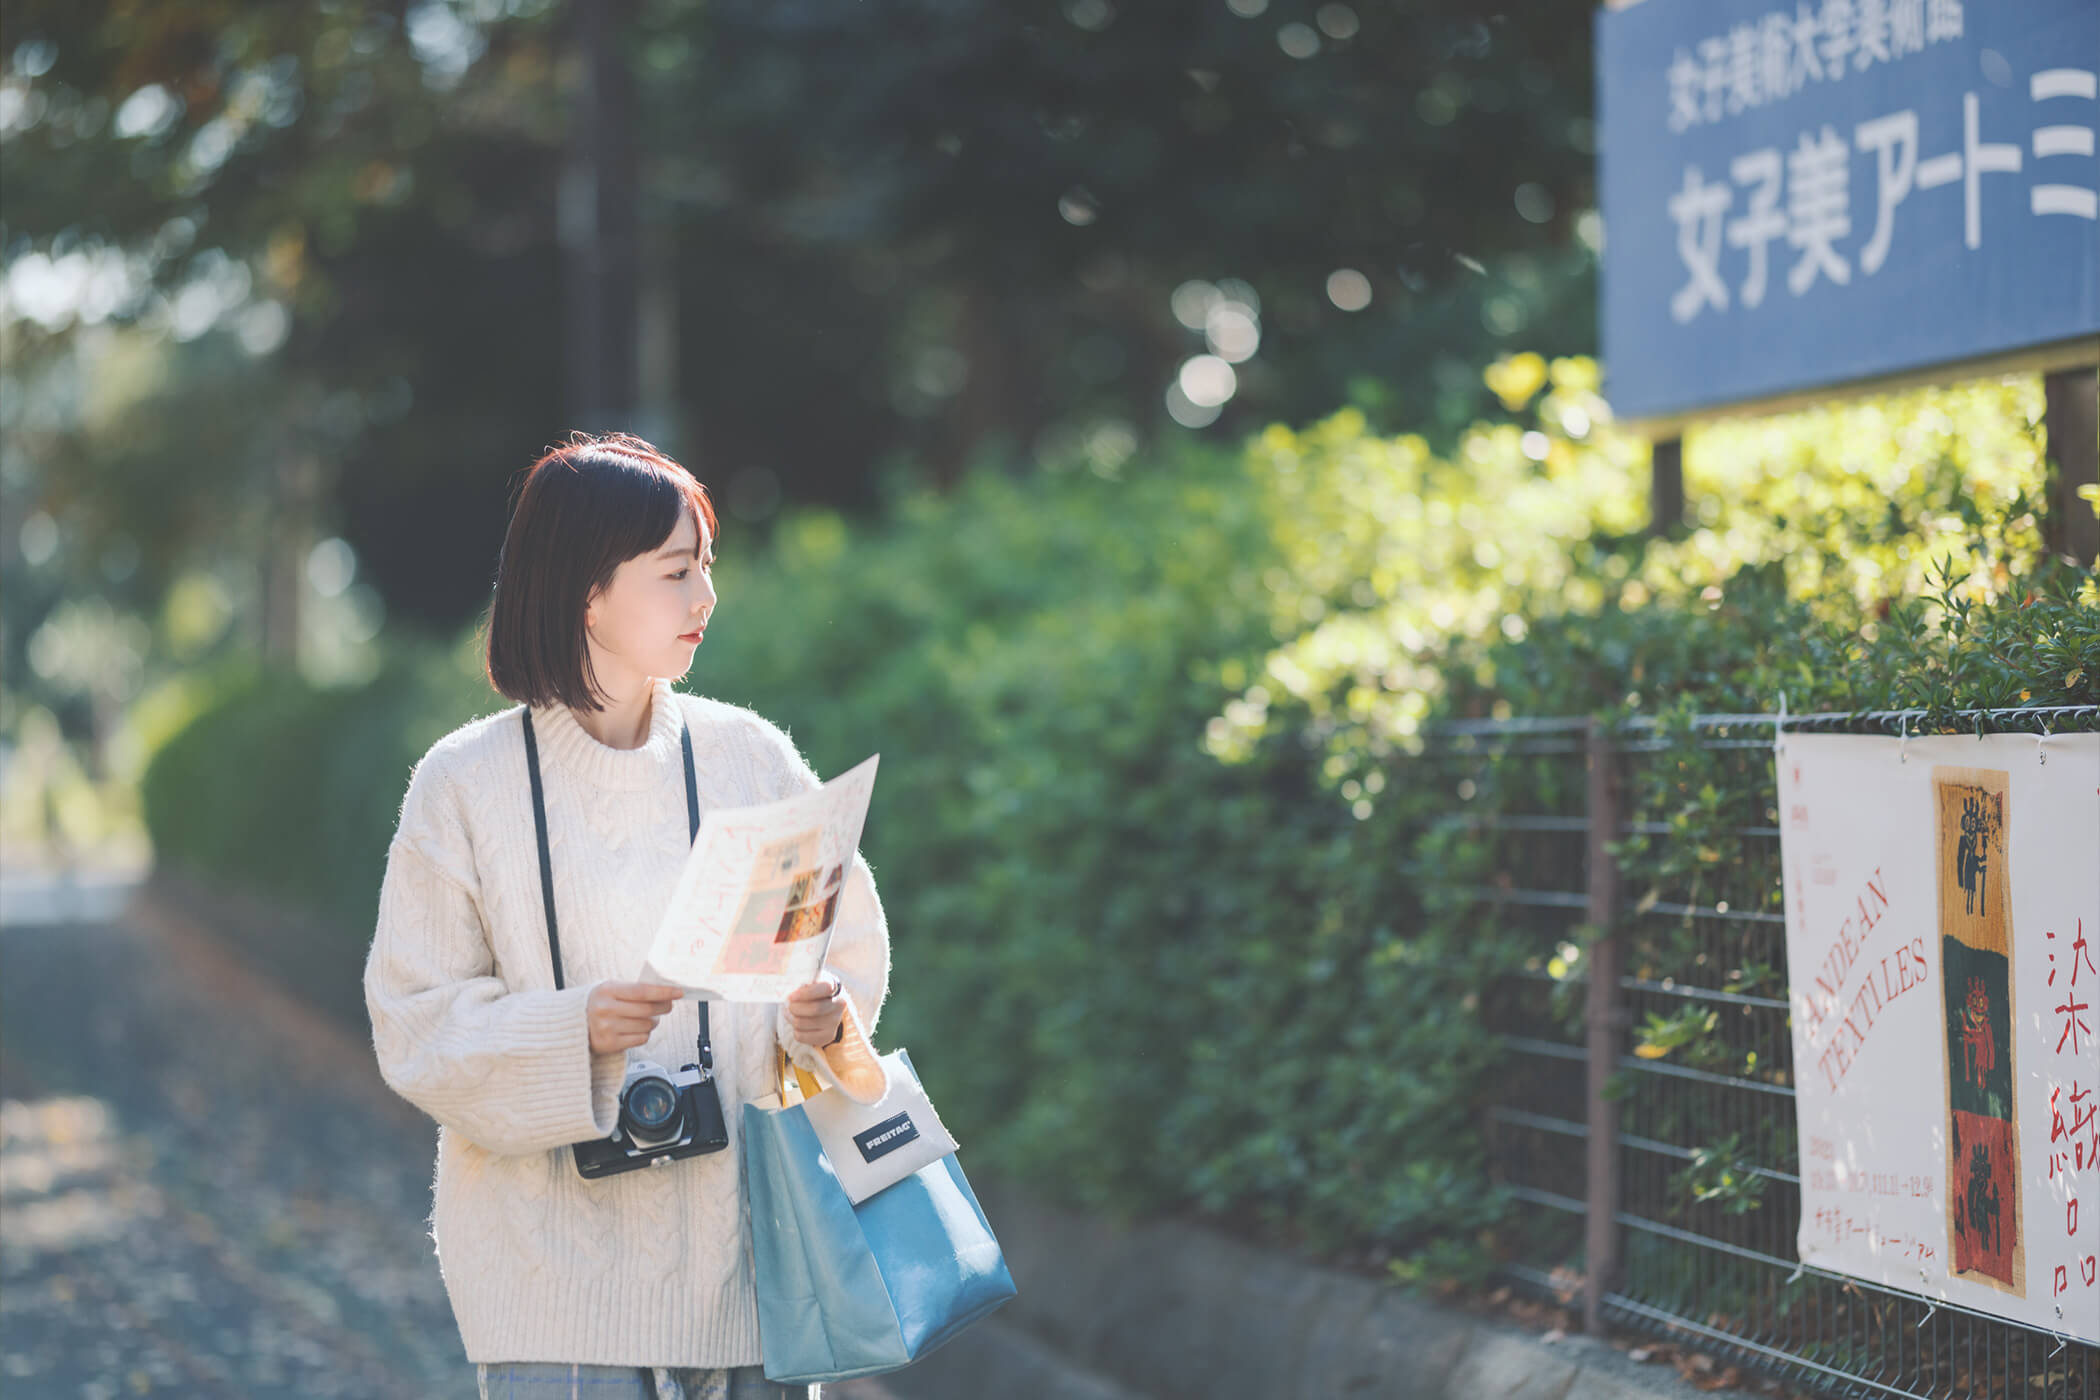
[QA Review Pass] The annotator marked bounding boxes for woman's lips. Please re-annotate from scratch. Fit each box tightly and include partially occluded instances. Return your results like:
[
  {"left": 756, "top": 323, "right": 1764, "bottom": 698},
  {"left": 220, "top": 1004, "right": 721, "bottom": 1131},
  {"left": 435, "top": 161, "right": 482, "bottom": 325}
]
[{"left": 679, "top": 628, "right": 704, "bottom": 642}]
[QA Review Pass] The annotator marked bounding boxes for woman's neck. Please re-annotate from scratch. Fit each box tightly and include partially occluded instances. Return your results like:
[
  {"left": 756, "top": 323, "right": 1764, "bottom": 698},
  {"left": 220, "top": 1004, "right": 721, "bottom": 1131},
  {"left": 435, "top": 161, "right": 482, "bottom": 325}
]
[{"left": 572, "top": 676, "right": 656, "bottom": 750}]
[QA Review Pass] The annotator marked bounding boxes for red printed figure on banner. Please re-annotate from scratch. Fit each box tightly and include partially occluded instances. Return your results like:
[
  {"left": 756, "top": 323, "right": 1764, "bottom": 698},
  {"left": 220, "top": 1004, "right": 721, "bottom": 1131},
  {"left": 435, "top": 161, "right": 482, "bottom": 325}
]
[
  {"left": 1952, "top": 1114, "right": 2017, "bottom": 1280},
  {"left": 1935, "top": 766, "right": 2024, "bottom": 1293},
  {"left": 1961, "top": 975, "right": 1997, "bottom": 1085}
]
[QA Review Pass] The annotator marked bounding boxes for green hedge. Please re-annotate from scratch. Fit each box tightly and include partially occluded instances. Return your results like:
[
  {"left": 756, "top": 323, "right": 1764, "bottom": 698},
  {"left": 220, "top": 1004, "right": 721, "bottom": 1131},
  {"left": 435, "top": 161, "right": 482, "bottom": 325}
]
[
  {"left": 138, "top": 643, "right": 495, "bottom": 1025},
  {"left": 139, "top": 365, "right": 2096, "bottom": 1271}
]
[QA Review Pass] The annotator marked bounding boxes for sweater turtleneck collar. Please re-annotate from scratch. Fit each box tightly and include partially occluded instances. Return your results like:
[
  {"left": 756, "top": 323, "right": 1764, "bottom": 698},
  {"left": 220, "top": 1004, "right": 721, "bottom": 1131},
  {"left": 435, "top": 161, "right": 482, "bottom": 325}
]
[{"left": 528, "top": 677, "right": 685, "bottom": 791}]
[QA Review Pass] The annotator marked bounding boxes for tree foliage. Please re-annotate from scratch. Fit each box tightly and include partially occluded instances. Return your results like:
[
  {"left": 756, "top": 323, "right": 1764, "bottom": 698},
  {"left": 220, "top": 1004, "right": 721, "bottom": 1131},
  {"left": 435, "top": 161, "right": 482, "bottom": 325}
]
[{"left": 3, "top": 0, "right": 1597, "bottom": 642}]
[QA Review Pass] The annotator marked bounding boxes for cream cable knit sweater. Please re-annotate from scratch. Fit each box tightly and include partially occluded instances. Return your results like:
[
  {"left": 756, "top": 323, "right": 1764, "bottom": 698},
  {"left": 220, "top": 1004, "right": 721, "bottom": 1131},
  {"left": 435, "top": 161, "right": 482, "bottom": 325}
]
[{"left": 363, "top": 678, "right": 890, "bottom": 1368}]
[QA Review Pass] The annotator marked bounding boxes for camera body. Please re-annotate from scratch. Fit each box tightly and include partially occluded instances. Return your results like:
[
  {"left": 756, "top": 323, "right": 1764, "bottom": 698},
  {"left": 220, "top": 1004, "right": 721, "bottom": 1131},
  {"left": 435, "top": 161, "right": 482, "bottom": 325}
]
[{"left": 571, "top": 1057, "right": 730, "bottom": 1179}]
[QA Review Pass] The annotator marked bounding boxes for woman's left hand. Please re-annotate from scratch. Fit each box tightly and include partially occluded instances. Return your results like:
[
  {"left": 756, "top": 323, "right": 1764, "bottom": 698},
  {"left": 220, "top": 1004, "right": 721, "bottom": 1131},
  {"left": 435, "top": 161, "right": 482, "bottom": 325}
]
[{"left": 786, "top": 977, "right": 847, "bottom": 1047}]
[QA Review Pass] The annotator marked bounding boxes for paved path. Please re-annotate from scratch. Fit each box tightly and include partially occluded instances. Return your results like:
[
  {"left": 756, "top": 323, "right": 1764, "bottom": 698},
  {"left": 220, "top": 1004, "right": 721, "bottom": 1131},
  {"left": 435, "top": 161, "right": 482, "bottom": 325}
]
[
  {"left": 0, "top": 886, "right": 896, "bottom": 1400},
  {"left": 2, "top": 877, "right": 1792, "bottom": 1400}
]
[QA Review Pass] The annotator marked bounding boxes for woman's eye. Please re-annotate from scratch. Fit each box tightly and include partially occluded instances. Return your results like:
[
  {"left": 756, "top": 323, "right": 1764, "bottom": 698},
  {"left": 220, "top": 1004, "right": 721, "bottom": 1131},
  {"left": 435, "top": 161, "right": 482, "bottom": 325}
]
[{"left": 670, "top": 569, "right": 689, "bottom": 580}]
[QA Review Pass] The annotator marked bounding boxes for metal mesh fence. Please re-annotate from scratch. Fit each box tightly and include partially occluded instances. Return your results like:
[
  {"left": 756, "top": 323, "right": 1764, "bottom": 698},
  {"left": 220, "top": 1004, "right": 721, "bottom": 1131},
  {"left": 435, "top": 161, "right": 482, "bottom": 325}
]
[{"left": 1452, "top": 707, "right": 2099, "bottom": 1400}]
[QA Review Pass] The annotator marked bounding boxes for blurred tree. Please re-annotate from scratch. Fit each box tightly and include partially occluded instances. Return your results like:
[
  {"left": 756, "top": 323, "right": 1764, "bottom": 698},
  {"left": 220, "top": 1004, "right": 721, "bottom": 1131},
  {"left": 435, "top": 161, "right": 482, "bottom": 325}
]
[
  {"left": 649, "top": 0, "right": 1595, "bottom": 478},
  {"left": 568, "top": 0, "right": 640, "bottom": 431},
  {"left": 2, "top": 1, "right": 566, "bottom": 641},
  {"left": 3, "top": 0, "right": 1596, "bottom": 639}
]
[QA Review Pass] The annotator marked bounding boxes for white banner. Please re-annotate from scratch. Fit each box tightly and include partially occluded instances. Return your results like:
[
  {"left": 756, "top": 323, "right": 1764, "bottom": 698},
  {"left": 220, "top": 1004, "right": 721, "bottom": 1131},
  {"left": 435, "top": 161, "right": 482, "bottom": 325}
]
[{"left": 1778, "top": 731, "right": 2099, "bottom": 1341}]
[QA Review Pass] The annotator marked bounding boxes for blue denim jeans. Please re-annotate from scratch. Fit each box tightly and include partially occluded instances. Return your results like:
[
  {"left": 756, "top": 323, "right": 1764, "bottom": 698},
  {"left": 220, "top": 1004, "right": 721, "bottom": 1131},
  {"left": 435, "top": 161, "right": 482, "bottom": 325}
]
[{"left": 476, "top": 1361, "right": 815, "bottom": 1400}]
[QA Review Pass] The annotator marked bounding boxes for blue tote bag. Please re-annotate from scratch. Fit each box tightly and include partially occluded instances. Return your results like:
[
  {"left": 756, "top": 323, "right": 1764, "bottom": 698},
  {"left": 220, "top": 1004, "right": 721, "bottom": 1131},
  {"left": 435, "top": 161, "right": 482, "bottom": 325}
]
[{"left": 742, "top": 1050, "right": 1016, "bottom": 1384}]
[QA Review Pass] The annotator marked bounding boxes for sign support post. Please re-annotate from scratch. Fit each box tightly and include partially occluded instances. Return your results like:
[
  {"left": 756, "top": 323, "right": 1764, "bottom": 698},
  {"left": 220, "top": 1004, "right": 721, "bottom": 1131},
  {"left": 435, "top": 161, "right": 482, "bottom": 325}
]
[
  {"left": 2042, "top": 368, "right": 2098, "bottom": 565},
  {"left": 1648, "top": 436, "right": 1685, "bottom": 538}
]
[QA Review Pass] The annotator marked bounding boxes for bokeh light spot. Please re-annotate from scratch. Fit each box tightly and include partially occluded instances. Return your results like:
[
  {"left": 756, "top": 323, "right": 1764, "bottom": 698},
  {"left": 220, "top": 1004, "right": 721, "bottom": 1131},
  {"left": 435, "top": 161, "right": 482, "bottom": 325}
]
[
  {"left": 1204, "top": 303, "right": 1260, "bottom": 363},
  {"left": 307, "top": 538, "right": 358, "bottom": 598},
  {"left": 1481, "top": 296, "right": 1525, "bottom": 336},
  {"left": 112, "top": 84, "right": 180, "bottom": 141},
  {"left": 19, "top": 511, "right": 58, "bottom": 567},
  {"left": 1062, "top": 0, "right": 1116, "bottom": 31},
  {"left": 1165, "top": 381, "right": 1222, "bottom": 428},
  {"left": 1514, "top": 182, "right": 1555, "bottom": 224},
  {"left": 10, "top": 40, "right": 58, "bottom": 79},
  {"left": 238, "top": 300, "right": 290, "bottom": 355},
  {"left": 1208, "top": 282, "right": 1257, "bottom": 323},
  {"left": 1326, "top": 268, "right": 1372, "bottom": 311},
  {"left": 1171, "top": 280, "right": 1221, "bottom": 330},
  {"left": 1277, "top": 23, "right": 1320, "bottom": 58},
  {"left": 1058, "top": 188, "right": 1099, "bottom": 226},
  {"left": 1316, "top": 5, "right": 1360, "bottom": 39},
  {"left": 1178, "top": 354, "right": 1238, "bottom": 408}
]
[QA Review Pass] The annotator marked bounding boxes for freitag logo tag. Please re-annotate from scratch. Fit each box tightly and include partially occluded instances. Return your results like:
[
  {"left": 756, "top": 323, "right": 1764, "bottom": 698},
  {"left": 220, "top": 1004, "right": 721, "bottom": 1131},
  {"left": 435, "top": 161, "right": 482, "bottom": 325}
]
[{"left": 853, "top": 1112, "right": 920, "bottom": 1162}]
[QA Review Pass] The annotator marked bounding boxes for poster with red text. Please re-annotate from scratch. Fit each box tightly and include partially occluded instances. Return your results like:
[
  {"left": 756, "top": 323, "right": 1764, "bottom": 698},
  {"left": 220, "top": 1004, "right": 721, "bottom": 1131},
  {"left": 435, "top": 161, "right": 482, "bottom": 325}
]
[{"left": 1779, "top": 731, "right": 2098, "bottom": 1342}]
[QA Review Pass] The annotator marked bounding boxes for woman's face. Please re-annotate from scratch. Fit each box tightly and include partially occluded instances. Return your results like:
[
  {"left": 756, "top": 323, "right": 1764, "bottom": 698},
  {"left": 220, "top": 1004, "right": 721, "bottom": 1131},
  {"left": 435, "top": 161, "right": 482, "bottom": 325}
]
[{"left": 582, "top": 507, "right": 716, "bottom": 696}]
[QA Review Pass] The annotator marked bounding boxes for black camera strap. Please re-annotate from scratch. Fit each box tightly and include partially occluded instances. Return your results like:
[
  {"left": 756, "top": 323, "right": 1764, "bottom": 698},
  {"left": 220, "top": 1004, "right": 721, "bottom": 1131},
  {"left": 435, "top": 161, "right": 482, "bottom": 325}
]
[{"left": 521, "top": 706, "right": 712, "bottom": 1072}]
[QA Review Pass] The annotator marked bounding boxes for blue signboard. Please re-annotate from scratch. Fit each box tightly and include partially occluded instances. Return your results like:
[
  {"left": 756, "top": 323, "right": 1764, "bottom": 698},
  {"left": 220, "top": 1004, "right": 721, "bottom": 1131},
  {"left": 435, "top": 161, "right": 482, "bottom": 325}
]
[{"left": 1597, "top": 0, "right": 2099, "bottom": 422}]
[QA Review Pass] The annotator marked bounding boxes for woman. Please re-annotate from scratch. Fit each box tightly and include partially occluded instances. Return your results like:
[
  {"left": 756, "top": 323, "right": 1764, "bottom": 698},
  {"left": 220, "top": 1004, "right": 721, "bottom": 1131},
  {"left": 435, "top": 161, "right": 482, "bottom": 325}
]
[{"left": 364, "top": 432, "right": 888, "bottom": 1399}]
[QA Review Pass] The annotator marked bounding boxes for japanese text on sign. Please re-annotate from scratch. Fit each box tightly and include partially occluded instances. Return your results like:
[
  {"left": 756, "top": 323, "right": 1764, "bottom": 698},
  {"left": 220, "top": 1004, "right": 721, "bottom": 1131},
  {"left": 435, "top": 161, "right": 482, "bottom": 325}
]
[
  {"left": 2046, "top": 918, "right": 2098, "bottom": 1305},
  {"left": 1669, "top": 71, "right": 2098, "bottom": 324},
  {"left": 1666, "top": 0, "right": 1969, "bottom": 133}
]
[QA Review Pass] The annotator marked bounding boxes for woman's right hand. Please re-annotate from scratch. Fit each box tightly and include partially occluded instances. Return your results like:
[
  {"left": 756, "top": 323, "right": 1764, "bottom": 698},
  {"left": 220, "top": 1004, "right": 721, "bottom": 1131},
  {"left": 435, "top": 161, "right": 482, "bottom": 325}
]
[{"left": 586, "top": 981, "right": 685, "bottom": 1056}]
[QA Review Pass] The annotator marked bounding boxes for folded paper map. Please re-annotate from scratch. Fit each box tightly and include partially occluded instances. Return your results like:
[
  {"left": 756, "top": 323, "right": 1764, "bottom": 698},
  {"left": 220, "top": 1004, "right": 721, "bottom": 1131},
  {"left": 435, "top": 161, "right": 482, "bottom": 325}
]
[{"left": 638, "top": 755, "right": 879, "bottom": 1002}]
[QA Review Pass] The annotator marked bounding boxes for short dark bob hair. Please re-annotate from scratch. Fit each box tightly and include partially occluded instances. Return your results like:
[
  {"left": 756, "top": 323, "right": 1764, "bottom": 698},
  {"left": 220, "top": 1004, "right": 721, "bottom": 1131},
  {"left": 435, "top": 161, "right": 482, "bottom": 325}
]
[{"left": 484, "top": 431, "right": 718, "bottom": 713}]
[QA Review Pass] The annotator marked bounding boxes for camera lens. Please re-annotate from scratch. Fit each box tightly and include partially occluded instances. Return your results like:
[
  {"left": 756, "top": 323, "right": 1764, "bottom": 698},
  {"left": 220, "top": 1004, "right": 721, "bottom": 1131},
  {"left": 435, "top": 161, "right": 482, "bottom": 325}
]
[{"left": 621, "top": 1074, "right": 684, "bottom": 1144}]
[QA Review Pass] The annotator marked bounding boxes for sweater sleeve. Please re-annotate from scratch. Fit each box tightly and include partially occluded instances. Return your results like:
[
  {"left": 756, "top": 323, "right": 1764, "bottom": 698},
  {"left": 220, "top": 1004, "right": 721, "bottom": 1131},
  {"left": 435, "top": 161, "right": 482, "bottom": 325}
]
[
  {"left": 363, "top": 752, "right": 622, "bottom": 1155},
  {"left": 745, "top": 714, "right": 892, "bottom": 1104}
]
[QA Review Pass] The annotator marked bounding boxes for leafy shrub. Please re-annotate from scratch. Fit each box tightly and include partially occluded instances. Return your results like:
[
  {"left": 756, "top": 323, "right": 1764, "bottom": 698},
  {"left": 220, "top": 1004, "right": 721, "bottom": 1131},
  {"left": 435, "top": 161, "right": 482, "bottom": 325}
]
[
  {"left": 1212, "top": 361, "right": 2086, "bottom": 780},
  {"left": 696, "top": 456, "right": 1510, "bottom": 1243},
  {"left": 139, "top": 639, "right": 494, "bottom": 1023},
  {"left": 137, "top": 361, "right": 2095, "bottom": 1278}
]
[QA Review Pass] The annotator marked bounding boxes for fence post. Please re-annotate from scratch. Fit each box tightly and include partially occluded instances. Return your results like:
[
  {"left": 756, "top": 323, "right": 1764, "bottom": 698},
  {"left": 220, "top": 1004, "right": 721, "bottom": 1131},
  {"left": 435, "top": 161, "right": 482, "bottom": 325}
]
[
  {"left": 2042, "top": 366, "right": 2099, "bottom": 566},
  {"left": 1583, "top": 719, "right": 1625, "bottom": 1335}
]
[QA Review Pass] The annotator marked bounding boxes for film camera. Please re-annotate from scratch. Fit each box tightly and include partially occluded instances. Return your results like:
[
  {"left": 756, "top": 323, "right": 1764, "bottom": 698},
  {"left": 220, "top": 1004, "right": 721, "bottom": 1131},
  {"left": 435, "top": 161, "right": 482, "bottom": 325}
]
[{"left": 571, "top": 1056, "right": 730, "bottom": 1179}]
